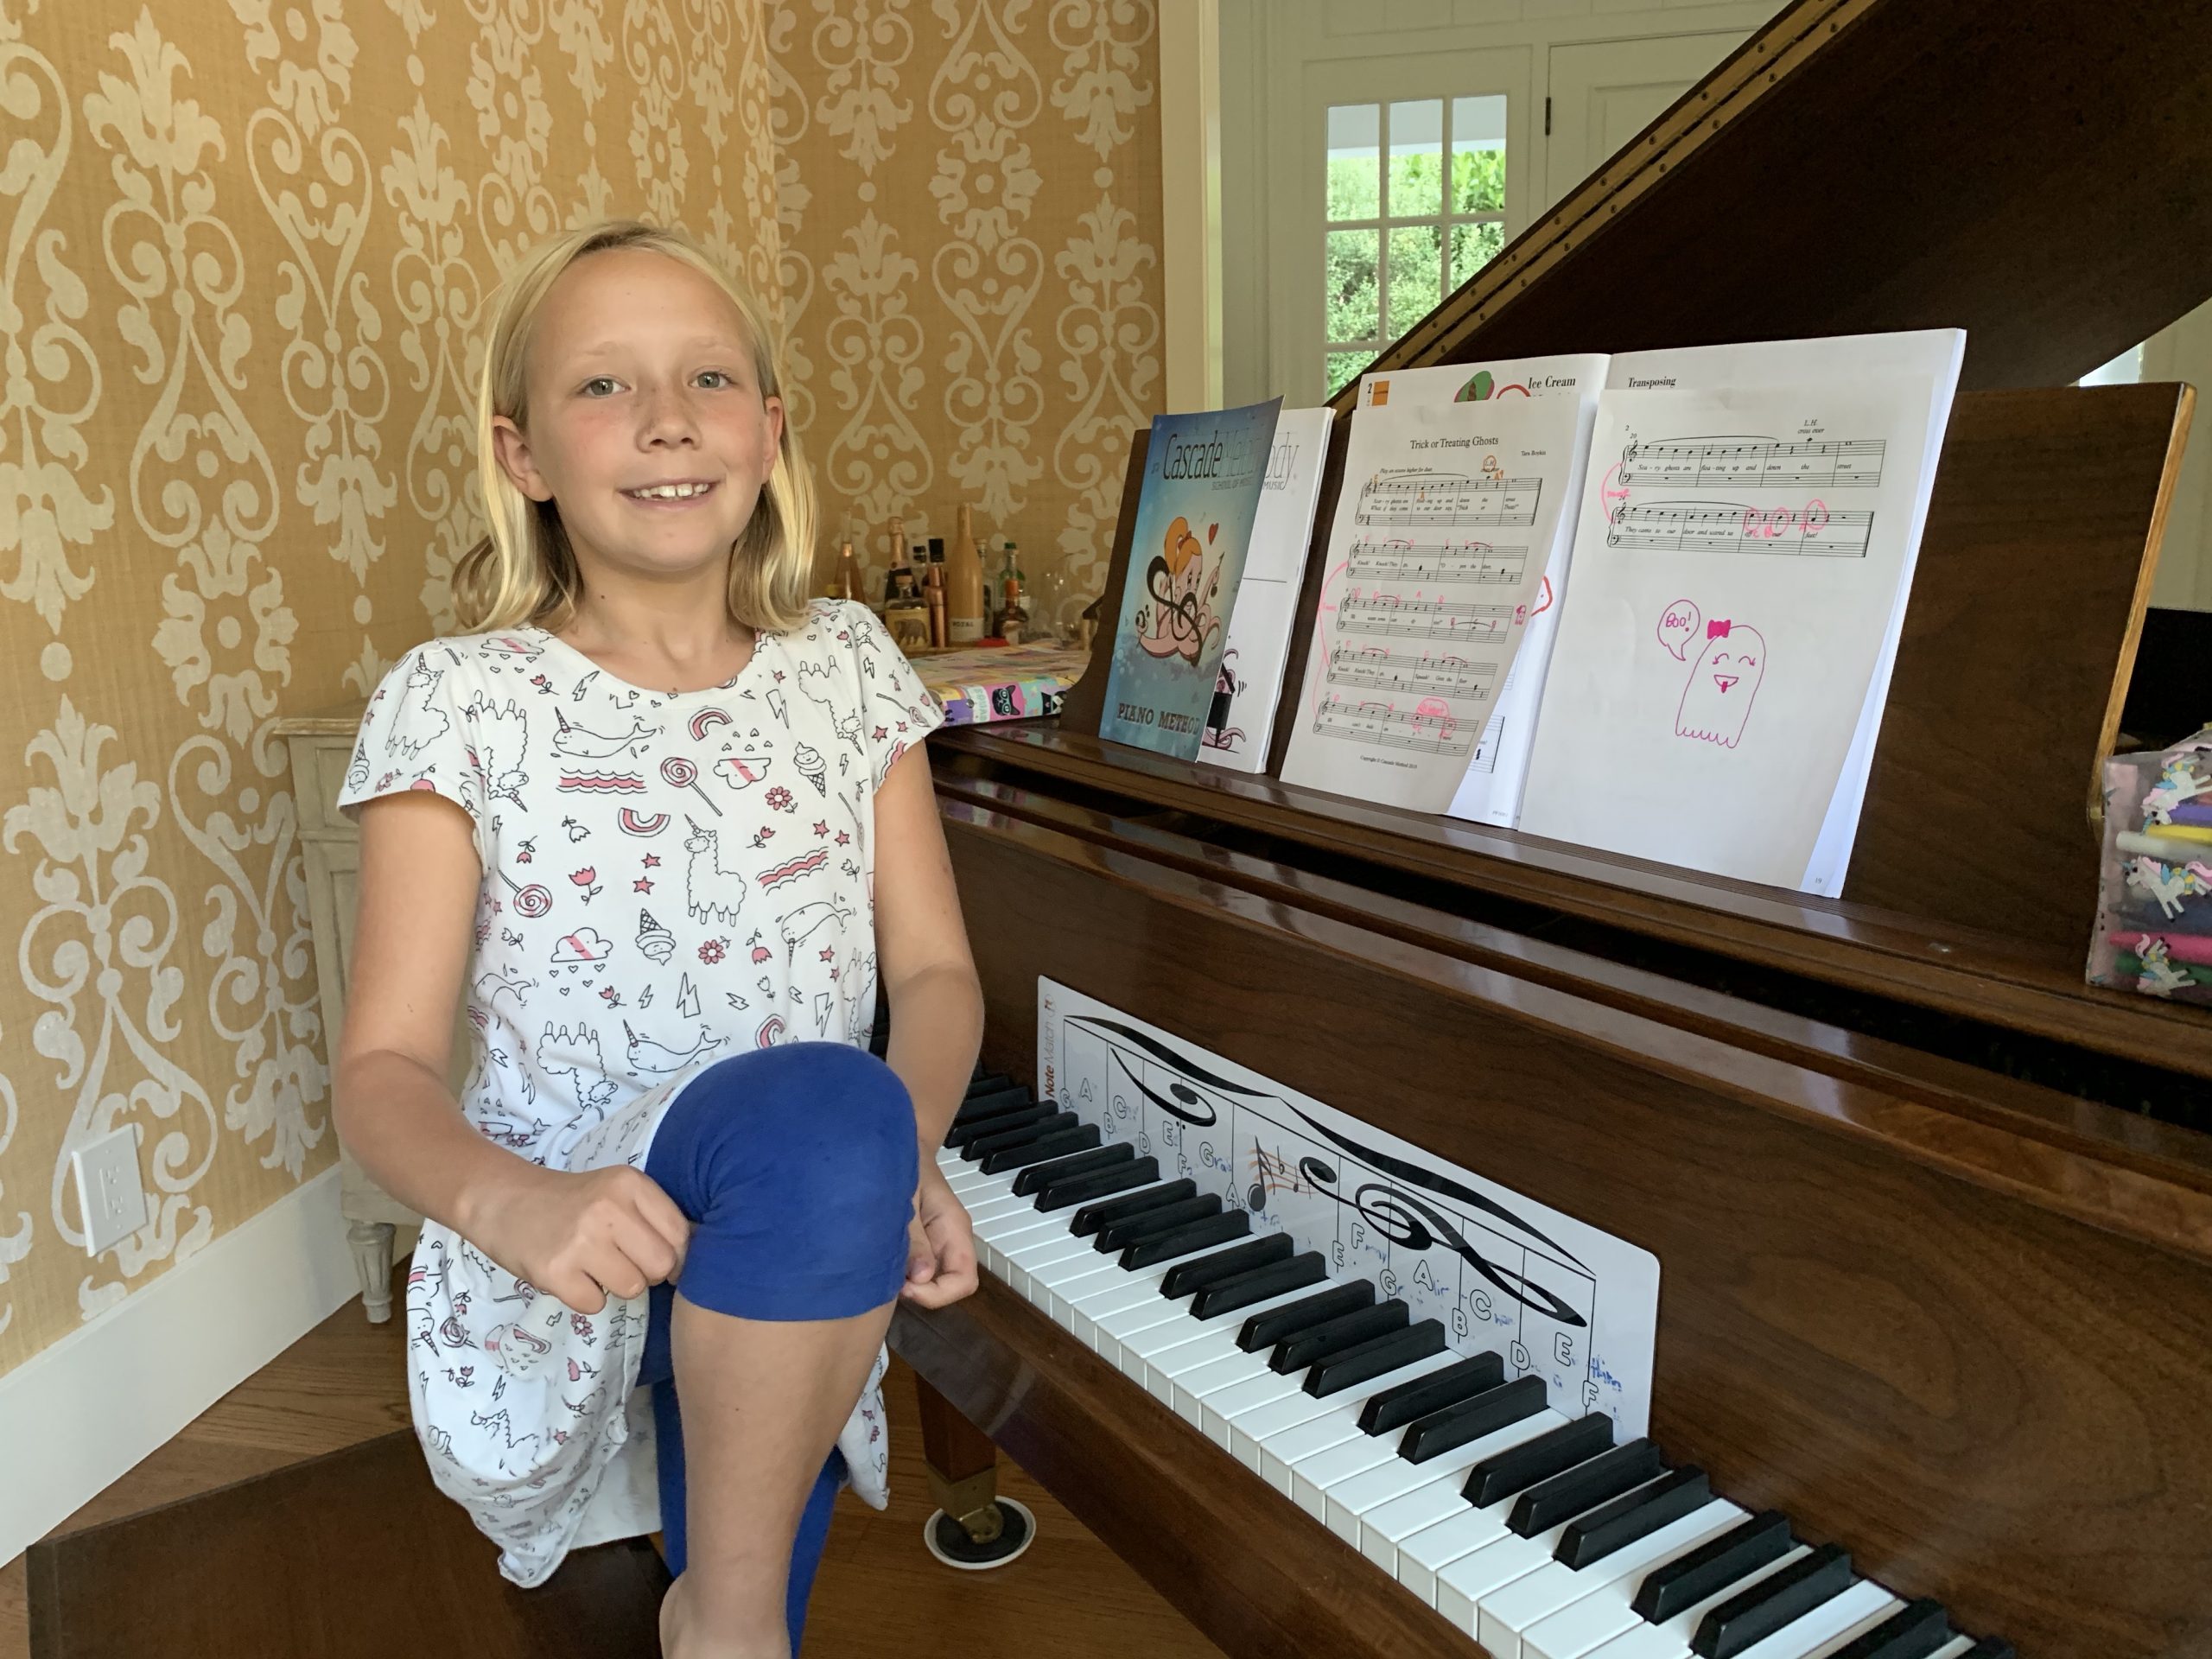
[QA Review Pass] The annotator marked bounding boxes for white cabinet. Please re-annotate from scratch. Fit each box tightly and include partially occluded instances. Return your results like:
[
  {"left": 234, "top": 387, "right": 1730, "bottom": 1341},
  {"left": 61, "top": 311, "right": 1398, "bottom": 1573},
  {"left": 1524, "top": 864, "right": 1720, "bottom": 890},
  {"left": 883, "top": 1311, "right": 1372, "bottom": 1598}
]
[{"left": 279, "top": 706, "right": 473, "bottom": 1322}]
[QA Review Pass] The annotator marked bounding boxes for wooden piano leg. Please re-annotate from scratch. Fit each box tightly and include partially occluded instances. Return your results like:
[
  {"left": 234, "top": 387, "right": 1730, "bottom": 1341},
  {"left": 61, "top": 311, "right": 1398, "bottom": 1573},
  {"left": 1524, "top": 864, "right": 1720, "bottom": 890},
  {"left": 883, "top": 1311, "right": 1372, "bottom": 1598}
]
[{"left": 914, "top": 1370, "right": 1035, "bottom": 1569}]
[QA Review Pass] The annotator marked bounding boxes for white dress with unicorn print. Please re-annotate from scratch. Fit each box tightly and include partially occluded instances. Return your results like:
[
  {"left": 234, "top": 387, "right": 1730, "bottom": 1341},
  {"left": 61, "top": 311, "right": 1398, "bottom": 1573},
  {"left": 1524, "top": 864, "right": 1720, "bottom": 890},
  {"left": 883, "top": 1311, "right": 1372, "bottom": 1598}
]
[{"left": 337, "top": 598, "right": 944, "bottom": 1587}]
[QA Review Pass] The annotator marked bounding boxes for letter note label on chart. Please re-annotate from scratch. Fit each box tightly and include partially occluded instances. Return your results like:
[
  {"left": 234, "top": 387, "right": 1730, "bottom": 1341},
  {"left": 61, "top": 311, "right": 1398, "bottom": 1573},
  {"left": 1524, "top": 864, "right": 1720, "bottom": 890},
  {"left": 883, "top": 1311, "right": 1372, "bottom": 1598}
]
[{"left": 1037, "top": 977, "right": 1662, "bottom": 1436}]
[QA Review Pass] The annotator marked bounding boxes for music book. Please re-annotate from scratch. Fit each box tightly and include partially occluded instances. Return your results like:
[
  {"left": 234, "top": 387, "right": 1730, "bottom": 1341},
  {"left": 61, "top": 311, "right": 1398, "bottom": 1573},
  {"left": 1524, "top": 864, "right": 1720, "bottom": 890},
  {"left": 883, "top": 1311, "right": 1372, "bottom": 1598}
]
[
  {"left": 1516, "top": 331, "right": 1967, "bottom": 893},
  {"left": 1276, "top": 361, "right": 1605, "bottom": 812},
  {"left": 1200, "top": 407, "right": 1335, "bottom": 773},
  {"left": 1351, "top": 358, "right": 1608, "bottom": 822},
  {"left": 1100, "top": 398, "right": 1282, "bottom": 759}
]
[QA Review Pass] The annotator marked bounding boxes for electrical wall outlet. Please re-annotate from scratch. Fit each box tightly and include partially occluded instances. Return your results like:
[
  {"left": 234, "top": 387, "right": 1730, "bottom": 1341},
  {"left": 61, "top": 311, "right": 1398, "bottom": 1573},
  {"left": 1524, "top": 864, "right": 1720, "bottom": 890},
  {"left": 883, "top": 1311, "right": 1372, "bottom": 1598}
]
[{"left": 73, "top": 1124, "right": 149, "bottom": 1256}]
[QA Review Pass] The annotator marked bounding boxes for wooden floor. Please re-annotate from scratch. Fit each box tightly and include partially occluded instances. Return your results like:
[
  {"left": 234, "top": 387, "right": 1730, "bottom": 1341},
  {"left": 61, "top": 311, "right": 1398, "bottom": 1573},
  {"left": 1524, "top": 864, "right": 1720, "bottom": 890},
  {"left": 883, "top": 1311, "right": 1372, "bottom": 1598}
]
[{"left": 0, "top": 1272, "right": 1225, "bottom": 1659}]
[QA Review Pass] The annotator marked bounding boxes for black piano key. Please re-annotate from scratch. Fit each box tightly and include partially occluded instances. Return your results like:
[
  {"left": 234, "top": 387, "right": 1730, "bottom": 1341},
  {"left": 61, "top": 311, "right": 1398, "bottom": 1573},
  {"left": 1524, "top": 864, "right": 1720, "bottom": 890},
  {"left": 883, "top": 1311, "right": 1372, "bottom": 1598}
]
[
  {"left": 1236, "top": 1281, "right": 1376, "bottom": 1353},
  {"left": 1160, "top": 1232, "right": 1294, "bottom": 1299},
  {"left": 1070, "top": 1175, "right": 1192, "bottom": 1235},
  {"left": 948, "top": 1087, "right": 1035, "bottom": 1132},
  {"left": 1121, "top": 1208, "right": 1250, "bottom": 1269},
  {"left": 1461, "top": 1412, "right": 1614, "bottom": 1508},
  {"left": 1553, "top": 1465, "right": 1712, "bottom": 1570},
  {"left": 1396, "top": 1373, "right": 1548, "bottom": 1464},
  {"left": 1509, "top": 1437, "right": 1665, "bottom": 1538},
  {"left": 1359, "top": 1351, "right": 1504, "bottom": 1436},
  {"left": 1039, "top": 1156, "right": 1160, "bottom": 1213},
  {"left": 1304, "top": 1318, "right": 1446, "bottom": 1396},
  {"left": 979, "top": 1123, "right": 1093, "bottom": 1175},
  {"left": 1953, "top": 1643, "right": 2013, "bottom": 1659},
  {"left": 1269, "top": 1300, "right": 1408, "bottom": 1375},
  {"left": 950, "top": 1110, "right": 1061, "bottom": 1159},
  {"left": 1191, "top": 1251, "right": 1328, "bottom": 1319},
  {"left": 944, "top": 1100, "right": 1048, "bottom": 1152},
  {"left": 1012, "top": 1141, "right": 1129, "bottom": 1198},
  {"left": 1827, "top": 1599, "right": 1953, "bottom": 1659},
  {"left": 1691, "top": 1542, "right": 1853, "bottom": 1659},
  {"left": 1633, "top": 1510, "right": 1793, "bottom": 1624},
  {"left": 1096, "top": 1193, "right": 1222, "bottom": 1254},
  {"left": 964, "top": 1072, "right": 1013, "bottom": 1098}
]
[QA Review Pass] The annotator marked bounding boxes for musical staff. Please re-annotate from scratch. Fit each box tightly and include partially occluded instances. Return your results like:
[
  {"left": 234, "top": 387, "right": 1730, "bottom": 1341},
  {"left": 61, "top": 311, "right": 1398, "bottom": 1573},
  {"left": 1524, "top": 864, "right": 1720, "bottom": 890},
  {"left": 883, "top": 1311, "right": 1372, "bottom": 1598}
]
[
  {"left": 1325, "top": 642, "right": 1497, "bottom": 701},
  {"left": 1357, "top": 470, "right": 1541, "bottom": 529},
  {"left": 1338, "top": 592, "right": 1516, "bottom": 643},
  {"left": 1310, "top": 693, "right": 1476, "bottom": 758},
  {"left": 1346, "top": 537, "right": 1529, "bottom": 585},
  {"left": 1618, "top": 434, "right": 1885, "bottom": 489},
  {"left": 1605, "top": 500, "right": 1874, "bottom": 557}
]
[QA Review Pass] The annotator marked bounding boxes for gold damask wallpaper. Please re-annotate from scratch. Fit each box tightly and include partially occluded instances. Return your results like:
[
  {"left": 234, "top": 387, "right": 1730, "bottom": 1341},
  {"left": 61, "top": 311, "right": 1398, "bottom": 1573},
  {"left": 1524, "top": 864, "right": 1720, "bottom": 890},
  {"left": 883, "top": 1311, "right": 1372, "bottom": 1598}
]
[
  {"left": 0, "top": 0, "right": 786, "bottom": 1378},
  {"left": 766, "top": 0, "right": 1163, "bottom": 609},
  {"left": 0, "top": 0, "right": 1165, "bottom": 1389}
]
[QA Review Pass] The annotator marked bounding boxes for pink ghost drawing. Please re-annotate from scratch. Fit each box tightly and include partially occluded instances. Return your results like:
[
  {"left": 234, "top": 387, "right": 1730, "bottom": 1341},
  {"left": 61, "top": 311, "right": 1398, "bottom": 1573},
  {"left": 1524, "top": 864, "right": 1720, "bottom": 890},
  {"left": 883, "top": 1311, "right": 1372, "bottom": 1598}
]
[{"left": 1675, "top": 619, "right": 1766, "bottom": 748}]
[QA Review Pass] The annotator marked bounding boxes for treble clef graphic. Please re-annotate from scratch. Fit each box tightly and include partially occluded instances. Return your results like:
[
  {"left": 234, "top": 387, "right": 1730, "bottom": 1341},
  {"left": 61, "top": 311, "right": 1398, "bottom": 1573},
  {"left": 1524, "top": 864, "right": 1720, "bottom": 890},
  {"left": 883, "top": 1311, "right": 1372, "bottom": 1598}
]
[{"left": 497, "top": 868, "right": 552, "bottom": 917}]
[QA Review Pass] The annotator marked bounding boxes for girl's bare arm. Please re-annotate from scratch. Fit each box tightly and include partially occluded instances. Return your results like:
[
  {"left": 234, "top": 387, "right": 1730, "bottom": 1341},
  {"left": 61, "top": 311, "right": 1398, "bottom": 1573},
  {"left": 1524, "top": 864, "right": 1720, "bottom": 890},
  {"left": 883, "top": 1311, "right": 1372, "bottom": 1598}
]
[
  {"left": 869, "top": 742, "right": 985, "bottom": 1155},
  {"left": 334, "top": 791, "right": 685, "bottom": 1311}
]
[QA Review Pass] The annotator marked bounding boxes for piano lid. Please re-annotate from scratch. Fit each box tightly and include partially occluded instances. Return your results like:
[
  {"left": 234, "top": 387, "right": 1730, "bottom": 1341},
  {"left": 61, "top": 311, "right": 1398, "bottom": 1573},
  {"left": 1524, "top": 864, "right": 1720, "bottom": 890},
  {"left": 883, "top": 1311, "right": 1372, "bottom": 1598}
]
[{"left": 1344, "top": 0, "right": 2212, "bottom": 397}]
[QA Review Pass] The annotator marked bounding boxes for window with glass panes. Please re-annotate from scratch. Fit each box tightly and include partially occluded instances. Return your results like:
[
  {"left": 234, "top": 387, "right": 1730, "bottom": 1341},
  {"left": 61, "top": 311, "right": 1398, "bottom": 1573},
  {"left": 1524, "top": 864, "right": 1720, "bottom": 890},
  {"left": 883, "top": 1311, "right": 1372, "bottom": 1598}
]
[{"left": 1325, "top": 97, "right": 1507, "bottom": 398}]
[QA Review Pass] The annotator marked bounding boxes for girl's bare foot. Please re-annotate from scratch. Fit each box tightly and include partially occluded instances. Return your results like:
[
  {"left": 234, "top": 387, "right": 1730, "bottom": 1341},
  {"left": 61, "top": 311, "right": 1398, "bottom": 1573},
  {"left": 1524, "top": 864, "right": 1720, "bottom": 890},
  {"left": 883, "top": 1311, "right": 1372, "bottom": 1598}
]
[{"left": 658, "top": 1573, "right": 792, "bottom": 1659}]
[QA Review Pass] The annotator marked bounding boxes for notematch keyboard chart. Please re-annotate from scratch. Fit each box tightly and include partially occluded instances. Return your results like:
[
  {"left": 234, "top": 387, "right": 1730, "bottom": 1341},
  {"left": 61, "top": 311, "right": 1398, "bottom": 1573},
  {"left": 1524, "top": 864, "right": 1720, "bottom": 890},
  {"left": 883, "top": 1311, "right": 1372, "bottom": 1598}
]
[{"left": 934, "top": 1071, "right": 2015, "bottom": 1659}]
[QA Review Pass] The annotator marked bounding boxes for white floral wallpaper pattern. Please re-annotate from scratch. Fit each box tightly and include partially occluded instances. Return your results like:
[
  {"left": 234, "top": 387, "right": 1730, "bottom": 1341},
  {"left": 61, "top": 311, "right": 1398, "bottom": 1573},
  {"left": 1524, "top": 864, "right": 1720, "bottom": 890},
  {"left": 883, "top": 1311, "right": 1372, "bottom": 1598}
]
[
  {"left": 0, "top": 0, "right": 788, "bottom": 1377},
  {"left": 766, "top": 0, "right": 1163, "bottom": 604},
  {"left": 0, "top": 0, "right": 1164, "bottom": 1387}
]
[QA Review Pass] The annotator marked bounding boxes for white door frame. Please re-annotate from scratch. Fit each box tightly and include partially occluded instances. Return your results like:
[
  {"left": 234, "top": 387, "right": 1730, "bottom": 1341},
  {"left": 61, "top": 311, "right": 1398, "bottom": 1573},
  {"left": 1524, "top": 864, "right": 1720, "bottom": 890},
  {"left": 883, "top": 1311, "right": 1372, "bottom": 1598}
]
[
  {"left": 1268, "top": 46, "right": 1535, "bottom": 409},
  {"left": 1160, "top": 0, "right": 1225, "bottom": 412}
]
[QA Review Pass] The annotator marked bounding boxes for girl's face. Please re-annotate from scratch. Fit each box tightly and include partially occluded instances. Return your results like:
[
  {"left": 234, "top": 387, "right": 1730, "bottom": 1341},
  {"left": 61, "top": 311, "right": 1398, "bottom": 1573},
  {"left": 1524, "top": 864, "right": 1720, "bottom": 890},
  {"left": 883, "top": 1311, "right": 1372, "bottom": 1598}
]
[{"left": 493, "top": 248, "right": 784, "bottom": 591}]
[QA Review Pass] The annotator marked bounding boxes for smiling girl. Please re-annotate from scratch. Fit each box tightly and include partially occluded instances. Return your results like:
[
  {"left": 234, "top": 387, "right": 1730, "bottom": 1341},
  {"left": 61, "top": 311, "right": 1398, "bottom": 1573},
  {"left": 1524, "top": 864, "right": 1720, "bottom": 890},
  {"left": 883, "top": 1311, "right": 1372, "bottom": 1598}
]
[{"left": 332, "top": 220, "right": 984, "bottom": 1658}]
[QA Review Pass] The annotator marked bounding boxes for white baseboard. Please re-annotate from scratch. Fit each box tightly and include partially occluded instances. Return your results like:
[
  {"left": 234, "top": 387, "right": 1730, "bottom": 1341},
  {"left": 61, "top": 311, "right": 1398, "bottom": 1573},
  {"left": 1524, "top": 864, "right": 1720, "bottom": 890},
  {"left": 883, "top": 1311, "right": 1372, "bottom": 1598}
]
[{"left": 0, "top": 1165, "right": 356, "bottom": 1568}]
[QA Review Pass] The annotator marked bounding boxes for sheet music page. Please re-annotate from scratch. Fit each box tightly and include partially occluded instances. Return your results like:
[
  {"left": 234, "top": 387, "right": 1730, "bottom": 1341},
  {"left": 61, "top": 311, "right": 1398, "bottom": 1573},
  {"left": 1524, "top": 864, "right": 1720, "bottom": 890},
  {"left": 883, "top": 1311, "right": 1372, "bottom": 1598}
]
[
  {"left": 1039, "top": 978, "right": 1662, "bottom": 1436},
  {"left": 1516, "top": 380, "right": 1939, "bottom": 890},
  {"left": 1200, "top": 407, "right": 1336, "bottom": 773},
  {"left": 1279, "top": 394, "right": 1591, "bottom": 812}
]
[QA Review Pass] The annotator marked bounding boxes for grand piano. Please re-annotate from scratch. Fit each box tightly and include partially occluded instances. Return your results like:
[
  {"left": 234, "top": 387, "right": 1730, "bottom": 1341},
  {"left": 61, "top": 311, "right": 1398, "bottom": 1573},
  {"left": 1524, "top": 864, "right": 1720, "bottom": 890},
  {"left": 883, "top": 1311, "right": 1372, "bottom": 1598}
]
[{"left": 888, "top": 3, "right": 2212, "bottom": 1655}]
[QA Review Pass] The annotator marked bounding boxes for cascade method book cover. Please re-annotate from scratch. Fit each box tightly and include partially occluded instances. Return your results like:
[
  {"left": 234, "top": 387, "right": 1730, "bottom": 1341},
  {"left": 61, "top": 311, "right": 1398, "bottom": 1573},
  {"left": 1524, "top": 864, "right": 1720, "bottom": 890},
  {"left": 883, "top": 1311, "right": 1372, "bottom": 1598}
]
[{"left": 1101, "top": 397, "right": 1282, "bottom": 757}]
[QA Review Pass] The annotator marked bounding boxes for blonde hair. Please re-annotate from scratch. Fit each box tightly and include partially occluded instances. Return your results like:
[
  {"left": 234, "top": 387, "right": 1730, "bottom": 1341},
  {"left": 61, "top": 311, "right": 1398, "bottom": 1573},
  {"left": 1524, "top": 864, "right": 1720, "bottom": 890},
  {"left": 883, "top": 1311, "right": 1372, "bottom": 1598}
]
[{"left": 452, "top": 219, "right": 817, "bottom": 636}]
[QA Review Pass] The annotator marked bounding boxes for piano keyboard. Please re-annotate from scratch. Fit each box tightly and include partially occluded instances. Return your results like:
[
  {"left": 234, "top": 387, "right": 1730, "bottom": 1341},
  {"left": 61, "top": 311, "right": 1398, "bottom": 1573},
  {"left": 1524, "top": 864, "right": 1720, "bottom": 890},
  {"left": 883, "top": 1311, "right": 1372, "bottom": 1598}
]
[{"left": 938, "top": 1075, "right": 2015, "bottom": 1659}]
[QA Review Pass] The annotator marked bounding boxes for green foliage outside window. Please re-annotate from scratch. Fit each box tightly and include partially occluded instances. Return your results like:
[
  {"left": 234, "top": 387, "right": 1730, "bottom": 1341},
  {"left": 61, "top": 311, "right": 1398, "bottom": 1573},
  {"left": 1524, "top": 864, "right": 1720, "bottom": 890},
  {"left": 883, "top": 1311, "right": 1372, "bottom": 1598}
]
[{"left": 1324, "top": 146, "right": 1507, "bottom": 397}]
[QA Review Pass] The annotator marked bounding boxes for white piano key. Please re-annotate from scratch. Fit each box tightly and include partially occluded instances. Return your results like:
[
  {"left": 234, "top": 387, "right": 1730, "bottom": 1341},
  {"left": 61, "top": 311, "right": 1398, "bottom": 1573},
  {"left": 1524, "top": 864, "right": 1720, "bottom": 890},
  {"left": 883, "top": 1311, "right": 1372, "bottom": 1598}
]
[
  {"left": 1228, "top": 1350, "right": 1459, "bottom": 1474},
  {"left": 1337, "top": 1408, "right": 1569, "bottom": 1555},
  {"left": 1095, "top": 1295, "right": 1193, "bottom": 1374},
  {"left": 1286, "top": 1430, "right": 1403, "bottom": 1520},
  {"left": 965, "top": 1189, "right": 1046, "bottom": 1226},
  {"left": 1579, "top": 1544, "right": 1812, "bottom": 1659},
  {"left": 978, "top": 1211, "right": 1075, "bottom": 1255},
  {"left": 1065, "top": 1268, "right": 1173, "bottom": 1356},
  {"left": 1198, "top": 1366, "right": 1307, "bottom": 1448},
  {"left": 1735, "top": 1583, "right": 1899, "bottom": 1659},
  {"left": 1045, "top": 1261, "right": 1128, "bottom": 1325},
  {"left": 942, "top": 1162, "right": 1005, "bottom": 1197},
  {"left": 1396, "top": 1497, "right": 1516, "bottom": 1607},
  {"left": 1168, "top": 1347, "right": 1276, "bottom": 1420},
  {"left": 998, "top": 1225, "right": 1099, "bottom": 1271},
  {"left": 1434, "top": 1515, "right": 1587, "bottom": 1636},
  {"left": 1478, "top": 1497, "right": 1744, "bottom": 1658},
  {"left": 1031, "top": 1244, "right": 1130, "bottom": 1297},
  {"left": 1927, "top": 1642, "right": 1978, "bottom": 1659},
  {"left": 1002, "top": 1233, "right": 1104, "bottom": 1302},
  {"left": 1520, "top": 1522, "right": 1737, "bottom": 1659}
]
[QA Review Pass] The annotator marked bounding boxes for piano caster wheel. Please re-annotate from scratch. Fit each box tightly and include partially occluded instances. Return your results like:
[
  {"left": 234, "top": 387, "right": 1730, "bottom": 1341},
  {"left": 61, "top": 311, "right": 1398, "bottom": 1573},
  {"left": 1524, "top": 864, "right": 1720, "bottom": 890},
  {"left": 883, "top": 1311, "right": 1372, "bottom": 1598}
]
[{"left": 921, "top": 1496, "right": 1036, "bottom": 1572}]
